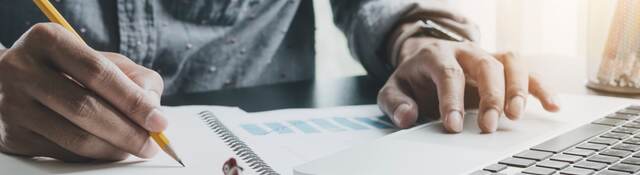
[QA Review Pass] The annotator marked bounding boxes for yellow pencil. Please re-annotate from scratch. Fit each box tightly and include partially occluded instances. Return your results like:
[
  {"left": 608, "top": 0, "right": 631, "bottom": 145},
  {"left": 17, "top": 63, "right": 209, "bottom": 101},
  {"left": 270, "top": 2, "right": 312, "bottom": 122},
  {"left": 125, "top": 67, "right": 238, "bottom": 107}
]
[{"left": 32, "top": 0, "right": 184, "bottom": 167}]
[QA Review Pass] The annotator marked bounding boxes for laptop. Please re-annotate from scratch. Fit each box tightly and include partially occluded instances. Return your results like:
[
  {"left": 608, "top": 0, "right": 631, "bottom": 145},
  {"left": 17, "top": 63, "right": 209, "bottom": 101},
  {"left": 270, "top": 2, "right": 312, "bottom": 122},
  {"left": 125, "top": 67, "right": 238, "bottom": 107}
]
[{"left": 293, "top": 94, "right": 640, "bottom": 175}]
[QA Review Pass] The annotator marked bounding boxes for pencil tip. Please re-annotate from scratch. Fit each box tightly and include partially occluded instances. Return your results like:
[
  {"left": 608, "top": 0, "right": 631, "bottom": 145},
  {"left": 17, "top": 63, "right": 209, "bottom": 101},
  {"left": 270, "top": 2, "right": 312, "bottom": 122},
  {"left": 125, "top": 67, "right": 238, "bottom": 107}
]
[{"left": 178, "top": 160, "right": 185, "bottom": 167}]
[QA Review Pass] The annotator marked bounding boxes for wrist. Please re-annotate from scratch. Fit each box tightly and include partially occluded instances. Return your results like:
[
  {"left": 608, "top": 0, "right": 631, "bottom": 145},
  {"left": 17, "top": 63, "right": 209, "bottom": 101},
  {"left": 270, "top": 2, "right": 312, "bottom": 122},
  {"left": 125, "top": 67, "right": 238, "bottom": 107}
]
[{"left": 388, "top": 21, "right": 427, "bottom": 68}]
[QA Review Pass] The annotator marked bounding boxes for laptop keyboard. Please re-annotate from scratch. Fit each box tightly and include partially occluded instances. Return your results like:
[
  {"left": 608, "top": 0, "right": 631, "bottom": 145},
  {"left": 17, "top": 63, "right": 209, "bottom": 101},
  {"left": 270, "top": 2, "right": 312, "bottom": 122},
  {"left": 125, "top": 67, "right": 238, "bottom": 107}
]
[{"left": 472, "top": 105, "right": 640, "bottom": 175}]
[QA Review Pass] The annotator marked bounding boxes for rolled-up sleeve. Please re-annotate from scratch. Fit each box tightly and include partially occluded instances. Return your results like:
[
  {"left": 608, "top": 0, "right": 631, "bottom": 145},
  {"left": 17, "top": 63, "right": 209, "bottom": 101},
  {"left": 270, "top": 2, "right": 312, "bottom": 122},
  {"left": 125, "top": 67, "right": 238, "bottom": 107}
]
[
  {"left": 330, "top": 0, "right": 480, "bottom": 81},
  {"left": 0, "top": 42, "right": 5, "bottom": 49}
]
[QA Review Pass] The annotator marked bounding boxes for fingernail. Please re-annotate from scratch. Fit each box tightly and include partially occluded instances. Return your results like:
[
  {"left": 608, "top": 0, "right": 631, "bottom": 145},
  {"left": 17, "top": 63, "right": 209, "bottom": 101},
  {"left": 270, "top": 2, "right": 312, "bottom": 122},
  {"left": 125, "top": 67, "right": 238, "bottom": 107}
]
[
  {"left": 547, "top": 96, "right": 561, "bottom": 111},
  {"left": 446, "top": 111, "right": 463, "bottom": 133},
  {"left": 145, "top": 109, "right": 168, "bottom": 132},
  {"left": 508, "top": 96, "right": 525, "bottom": 119},
  {"left": 393, "top": 104, "right": 410, "bottom": 127},
  {"left": 138, "top": 139, "right": 159, "bottom": 158},
  {"left": 481, "top": 109, "right": 499, "bottom": 133}
]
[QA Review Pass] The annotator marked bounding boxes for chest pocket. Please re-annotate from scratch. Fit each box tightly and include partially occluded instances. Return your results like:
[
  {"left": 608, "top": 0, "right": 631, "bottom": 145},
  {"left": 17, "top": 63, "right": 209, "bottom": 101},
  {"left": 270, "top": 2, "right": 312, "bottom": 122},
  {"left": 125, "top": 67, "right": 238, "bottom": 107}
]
[{"left": 161, "top": 0, "right": 246, "bottom": 26}]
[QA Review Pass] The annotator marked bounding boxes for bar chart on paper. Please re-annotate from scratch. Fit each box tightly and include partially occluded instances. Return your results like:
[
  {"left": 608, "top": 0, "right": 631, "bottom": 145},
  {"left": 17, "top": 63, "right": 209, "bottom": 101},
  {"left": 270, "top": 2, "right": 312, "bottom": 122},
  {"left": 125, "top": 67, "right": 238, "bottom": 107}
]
[
  {"left": 211, "top": 105, "right": 401, "bottom": 175},
  {"left": 239, "top": 116, "right": 395, "bottom": 136}
]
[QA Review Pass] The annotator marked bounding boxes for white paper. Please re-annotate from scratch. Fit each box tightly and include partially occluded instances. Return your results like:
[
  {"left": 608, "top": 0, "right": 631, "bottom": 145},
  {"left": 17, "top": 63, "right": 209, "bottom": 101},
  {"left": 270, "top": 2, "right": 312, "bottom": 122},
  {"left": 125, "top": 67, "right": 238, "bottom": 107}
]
[{"left": 218, "top": 105, "right": 398, "bottom": 175}]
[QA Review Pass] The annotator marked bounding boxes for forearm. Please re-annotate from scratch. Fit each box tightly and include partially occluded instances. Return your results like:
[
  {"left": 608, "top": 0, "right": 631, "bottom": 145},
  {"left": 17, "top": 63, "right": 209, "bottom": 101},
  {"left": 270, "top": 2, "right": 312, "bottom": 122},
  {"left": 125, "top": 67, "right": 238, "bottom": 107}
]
[{"left": 331, "top": 0, "right": 479, "bottom": 80}]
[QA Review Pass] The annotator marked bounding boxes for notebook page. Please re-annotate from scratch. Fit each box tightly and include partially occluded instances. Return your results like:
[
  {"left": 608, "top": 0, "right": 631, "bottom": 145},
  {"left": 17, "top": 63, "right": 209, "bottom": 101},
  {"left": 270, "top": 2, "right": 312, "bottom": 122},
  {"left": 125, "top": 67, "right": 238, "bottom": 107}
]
[{"left": 216, "top": 105, "right": 399, "bottom": 175}]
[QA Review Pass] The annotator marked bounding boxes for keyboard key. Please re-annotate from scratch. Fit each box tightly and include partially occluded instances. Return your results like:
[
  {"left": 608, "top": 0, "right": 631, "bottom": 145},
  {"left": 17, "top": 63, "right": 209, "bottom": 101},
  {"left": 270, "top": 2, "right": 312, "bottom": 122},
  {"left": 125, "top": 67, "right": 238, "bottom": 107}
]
[
  {"left": 470, "top": 170, "right": 492, "bottom": 175},
  {"left": 609, "top": 163, "right": 640, "bottom": 173},
  {"left": 531, "top": 124, "right": 611, "bottom": 153},
  {"left": 600, "top": 149, "right": 632, "bottom": 158},
  {"left": 622, "top": 157, "right": 640, "bottom": 165},
  {"left": 597, "top": 170, "right": 630, "bottom": 175},
  {"left": 559, "top": 167, "right": 594, "bottom": 175},
  {"left": 612, "top": 127, "right": 640, "bottom": 134},
  {"left": 514, "top": 150, "right": 554, "bottom": 161},
  {"left": 576, "top": 143, "right": 608, "bottom": 151},
  {"left": 574, "top": 160, "right": 607, "bottom": 171},
  {"left": 499, "top": 157, "right": 536, "bottom": 168},
  {"left": 551, "top": 154, "right": 582, "bottom": 163},
  {"left": 612, "top": 143, "right": 640, "bottom": 152},
  {"left": 633, "top": 152, "right": 640, "bottom": 158},
  {"left": 589, "top": 137, "right": 619, "bottom": 145},
  {"left": 522, "top": 166, "right": 555, "bottom": 175},
  {"left": 617, "top": 109, "right": 640, "bottom": 116},
  {"left": 600, "top": 133, "right": 631, "bottom": 140},
  {"left": 607, "top": 113, "right": 638, "bottom": 120},
  {"left": 627, "top": 105, "right": 640, "bottom": 111},
  {"left": 623, "top": 138, "right": 640, "bottom": 145},
  {"left": 537, "top": 160, "right": 569, "bottom": 170},
  {"left": 483, "top": 163, "right": 507, "bottom": 172},
  {"left": 564, "top": 148, "right": 595, "bottom": 157},
  {"left": 593, "top": 118, "right": 626, "bottom": 126},
  {"left": 588, "top": 155, "right": 620, "bottom": 164},
  {"left": 623, "top": 122, "right": 640, "bottom": 129}
]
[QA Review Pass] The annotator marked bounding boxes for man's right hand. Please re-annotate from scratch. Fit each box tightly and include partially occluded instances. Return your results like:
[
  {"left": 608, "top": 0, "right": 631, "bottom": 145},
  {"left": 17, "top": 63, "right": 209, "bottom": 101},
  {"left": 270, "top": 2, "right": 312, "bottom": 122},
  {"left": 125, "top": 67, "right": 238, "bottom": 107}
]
[{"left": 0, "top": 23, "right": 167, "bottom": 162}]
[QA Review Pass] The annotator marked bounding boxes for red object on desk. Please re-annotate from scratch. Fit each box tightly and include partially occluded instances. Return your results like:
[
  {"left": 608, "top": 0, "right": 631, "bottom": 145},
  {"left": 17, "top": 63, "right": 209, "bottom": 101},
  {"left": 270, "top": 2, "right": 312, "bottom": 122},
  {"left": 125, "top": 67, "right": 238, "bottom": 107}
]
[{"left": 222, "top": 158, "right": 243, "bottom": 175}]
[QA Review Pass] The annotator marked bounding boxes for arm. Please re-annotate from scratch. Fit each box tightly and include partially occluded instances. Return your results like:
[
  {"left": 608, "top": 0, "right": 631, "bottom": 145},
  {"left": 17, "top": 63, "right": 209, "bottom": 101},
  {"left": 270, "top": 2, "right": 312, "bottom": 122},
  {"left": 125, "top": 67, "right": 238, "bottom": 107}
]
[
  {"left": 330, "top": 0, "right": 479, "bottom": 80},
  {"left": 332, "top": 0, "right": 559, "bottom": 133}
]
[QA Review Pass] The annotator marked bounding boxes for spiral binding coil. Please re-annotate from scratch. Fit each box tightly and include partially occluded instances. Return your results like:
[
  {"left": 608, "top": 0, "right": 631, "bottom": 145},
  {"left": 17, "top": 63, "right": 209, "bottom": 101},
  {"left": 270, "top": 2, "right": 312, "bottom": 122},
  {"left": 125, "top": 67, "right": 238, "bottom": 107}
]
[{"left": 198, "top": 111, "right": 279, "bottom": 175}]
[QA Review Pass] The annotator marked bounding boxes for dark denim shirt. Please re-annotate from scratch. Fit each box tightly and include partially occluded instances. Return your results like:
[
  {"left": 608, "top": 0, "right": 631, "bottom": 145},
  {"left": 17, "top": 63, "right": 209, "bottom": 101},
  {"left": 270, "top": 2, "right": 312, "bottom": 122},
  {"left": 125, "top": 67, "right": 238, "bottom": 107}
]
[{"left": 0, "top": 0, "right": 472, "bottom": 95}]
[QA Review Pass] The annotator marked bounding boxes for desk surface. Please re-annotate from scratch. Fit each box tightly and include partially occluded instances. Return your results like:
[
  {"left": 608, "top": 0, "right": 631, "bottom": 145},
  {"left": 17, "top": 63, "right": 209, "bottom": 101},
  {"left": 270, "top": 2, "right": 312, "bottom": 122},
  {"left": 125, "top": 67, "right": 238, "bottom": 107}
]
[
  {"left": 163, "top": 55, "right": 638, "bottom": 112},
  {"left": 162, "top": 76, "right": 383, "bottom": 112}
]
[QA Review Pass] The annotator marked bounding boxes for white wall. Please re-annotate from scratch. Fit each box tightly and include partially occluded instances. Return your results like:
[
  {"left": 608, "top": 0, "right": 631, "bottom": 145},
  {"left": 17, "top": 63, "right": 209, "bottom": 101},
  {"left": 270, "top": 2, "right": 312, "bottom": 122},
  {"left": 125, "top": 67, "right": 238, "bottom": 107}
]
[
  {"left": 313, "top": 0, "right": 366, "bottom": 80},
  {"left": 313, "top": 0, "right": 588, "bottom": 80}
]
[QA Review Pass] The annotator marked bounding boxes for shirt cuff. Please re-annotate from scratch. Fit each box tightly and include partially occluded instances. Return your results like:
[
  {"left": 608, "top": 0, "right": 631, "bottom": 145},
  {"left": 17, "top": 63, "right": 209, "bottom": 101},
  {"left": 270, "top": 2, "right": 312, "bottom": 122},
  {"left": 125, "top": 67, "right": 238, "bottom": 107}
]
[{"left": 386, "top": 7, "right": 480, "bottom": 69}]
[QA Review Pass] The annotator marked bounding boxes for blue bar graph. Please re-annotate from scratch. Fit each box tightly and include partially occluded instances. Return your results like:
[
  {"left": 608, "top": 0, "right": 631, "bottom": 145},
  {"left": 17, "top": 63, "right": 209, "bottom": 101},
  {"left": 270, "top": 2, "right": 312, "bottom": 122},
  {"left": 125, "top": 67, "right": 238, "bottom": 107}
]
[
  {"left": 377, "top": 115, "right": 393, "bottom": 126},
  {"left": 265, "top": 122, "right": 294, "bottom": 134},
  {"left": 239, "top": 116, "right": 395, "bottom": 136},
  {"left": 355, "top": 117, "right": 394, "bottom": 129},
  {"left": 333, "top": 117, "right": 368, "bottom": 130},
  {"left": 288, "top": 120, "right": 320, "bottom": 133},
  {"left": 240, "top": 124, "right": 269, "bottom": 135},
  {"left": 310, "top": 118, "right": 345, "bottom": 132}
]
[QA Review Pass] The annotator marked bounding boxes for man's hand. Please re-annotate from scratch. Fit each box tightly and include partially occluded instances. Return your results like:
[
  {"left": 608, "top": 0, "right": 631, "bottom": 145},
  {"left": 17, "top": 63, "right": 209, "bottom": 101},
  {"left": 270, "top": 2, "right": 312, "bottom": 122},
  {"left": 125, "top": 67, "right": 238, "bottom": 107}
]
[
  {"left": 0, "top": 23, "right": 167, "bottom": 162},
  {"left": 378, "top": 36, "right": 559, "bottom": 133}
]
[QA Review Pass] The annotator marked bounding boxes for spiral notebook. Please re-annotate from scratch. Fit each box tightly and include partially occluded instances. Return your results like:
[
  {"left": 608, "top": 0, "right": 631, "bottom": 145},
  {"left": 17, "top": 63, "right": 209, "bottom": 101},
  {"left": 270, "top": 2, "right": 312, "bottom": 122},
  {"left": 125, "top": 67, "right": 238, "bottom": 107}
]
[
  {"left": 0, "top": 105, "right": 396, "bottom": 175},
  {"left": 199, "top": 105, "right": 398, "bottom": 175}
]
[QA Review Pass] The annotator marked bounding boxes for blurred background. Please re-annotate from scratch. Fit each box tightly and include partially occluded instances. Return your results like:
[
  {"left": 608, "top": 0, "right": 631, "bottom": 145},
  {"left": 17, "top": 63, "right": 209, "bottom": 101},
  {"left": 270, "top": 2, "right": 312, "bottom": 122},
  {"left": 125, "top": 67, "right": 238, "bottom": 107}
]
[{"left": 314, "top": 0, "right": 590, "bottom": 80}]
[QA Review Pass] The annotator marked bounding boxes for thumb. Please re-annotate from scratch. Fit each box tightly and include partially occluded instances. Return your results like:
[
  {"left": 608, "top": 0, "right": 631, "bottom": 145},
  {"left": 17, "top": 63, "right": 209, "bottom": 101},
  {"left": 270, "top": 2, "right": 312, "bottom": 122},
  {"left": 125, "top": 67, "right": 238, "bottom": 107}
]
[{"left": 377, "top": 80, "right": 418, "bottom": 128}]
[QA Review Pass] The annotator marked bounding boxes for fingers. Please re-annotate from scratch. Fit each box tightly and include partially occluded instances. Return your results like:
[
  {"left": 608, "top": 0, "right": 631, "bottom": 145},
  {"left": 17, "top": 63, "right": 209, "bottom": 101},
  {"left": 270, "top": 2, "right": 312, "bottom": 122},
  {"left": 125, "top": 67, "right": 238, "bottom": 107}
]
[
  {"left": 377, "top": 78, "right": 419, "bottom": 129},
  {"left": 19, "top": 23, "right": 167, "bottom": 132},
  {"left": 102, "top": 52, "right": 164, "bottom": 106},
  {"left": 495, "top": 52, "right": 528, "bottom": 120},
  {"left": 419, "top": 48, "right": 466, "bottom": 133},
  {"left": 457, "top": 45, "right": 505, "bottom": 133},
  {"left": 529, "top": 75, "right": 560, "bottom": 112},
  {"left": 19, "top": 104, "right": 152, "bottom": 160},
  {"left": 21, "top": 63, "right": 157, "bottom": 159},
  {"left": 0, "top": 126, "right": 97, "bottom": 162}
]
